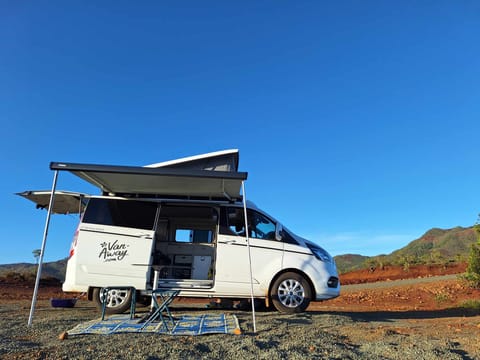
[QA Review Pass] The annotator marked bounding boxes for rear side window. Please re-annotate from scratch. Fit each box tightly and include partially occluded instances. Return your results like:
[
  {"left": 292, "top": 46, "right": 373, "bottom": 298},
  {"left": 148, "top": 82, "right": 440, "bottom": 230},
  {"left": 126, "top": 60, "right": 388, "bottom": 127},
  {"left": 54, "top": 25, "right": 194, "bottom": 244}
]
[
  {"left": 174, "top": 228, "right": 214, "bottom": 243},
  {"left": 83, "top": 198, "right": 157, "bottom": 230}
]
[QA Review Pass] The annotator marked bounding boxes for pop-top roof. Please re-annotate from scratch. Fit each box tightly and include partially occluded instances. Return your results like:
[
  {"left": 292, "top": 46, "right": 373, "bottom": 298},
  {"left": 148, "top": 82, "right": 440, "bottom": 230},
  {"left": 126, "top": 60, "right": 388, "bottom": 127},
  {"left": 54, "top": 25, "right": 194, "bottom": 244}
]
[
  {"left": 50, "top": 149, "right": 247, "bottom": 200},
  {"left": 146, "top": 149, "right": 239, "bottom": 172}
]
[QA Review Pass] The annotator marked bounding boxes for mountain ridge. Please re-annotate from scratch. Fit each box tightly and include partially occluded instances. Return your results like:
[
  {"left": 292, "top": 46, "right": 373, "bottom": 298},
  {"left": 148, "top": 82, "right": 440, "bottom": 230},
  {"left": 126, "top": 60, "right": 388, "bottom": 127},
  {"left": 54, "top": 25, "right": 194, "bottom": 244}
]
[
  {"left": 1, "top": 226, "right": 477, "bottom": 279},
  {"left": 335, "top": 225, "right": 477, "bottom": 273}
]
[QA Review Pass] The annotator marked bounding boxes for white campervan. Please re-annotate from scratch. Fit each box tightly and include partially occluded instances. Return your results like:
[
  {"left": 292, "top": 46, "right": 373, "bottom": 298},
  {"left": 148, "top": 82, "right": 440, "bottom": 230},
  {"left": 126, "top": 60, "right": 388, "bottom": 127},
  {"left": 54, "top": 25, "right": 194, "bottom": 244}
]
[{"left": 20, "top": 150, "right": 340, "bottom": 314}]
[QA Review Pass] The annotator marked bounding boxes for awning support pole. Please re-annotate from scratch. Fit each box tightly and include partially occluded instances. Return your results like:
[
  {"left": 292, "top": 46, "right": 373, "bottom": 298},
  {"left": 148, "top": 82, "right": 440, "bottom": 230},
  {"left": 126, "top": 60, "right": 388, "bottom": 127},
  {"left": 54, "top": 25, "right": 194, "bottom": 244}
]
[
  {"left": 242, "top": 181, "right": 256, "bottom": 333},
  {"left": 28, "top": 170, "right": 59, "bottom": 327}
]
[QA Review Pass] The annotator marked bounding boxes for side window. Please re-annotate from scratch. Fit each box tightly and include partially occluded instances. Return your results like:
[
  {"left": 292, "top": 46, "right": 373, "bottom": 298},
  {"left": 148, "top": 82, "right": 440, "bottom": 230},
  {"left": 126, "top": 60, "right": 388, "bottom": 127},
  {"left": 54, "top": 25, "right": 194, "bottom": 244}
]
[
  {"left": 174, "top": 228, "right": 214, "bottom": 243},
  {"left": 175, "top": 229, "right": 192, "bottom": 243},
  {"left": 220, "top": 207, "right": 276, "bottom": 240},
  {"left": 219, "top": 207, "right": 246, "bottom": 236},
  {"left": 280, "top": 228, "right": 299, "bottom": 245},
  {"left": 227, "top": 208, "right": 246, "bottom": 236},
  {"left": 83, "top": 198, "right": 157, "bottom": 230},
  {"left": 249, "top": 211, "right": 276, "bottom": 240}
]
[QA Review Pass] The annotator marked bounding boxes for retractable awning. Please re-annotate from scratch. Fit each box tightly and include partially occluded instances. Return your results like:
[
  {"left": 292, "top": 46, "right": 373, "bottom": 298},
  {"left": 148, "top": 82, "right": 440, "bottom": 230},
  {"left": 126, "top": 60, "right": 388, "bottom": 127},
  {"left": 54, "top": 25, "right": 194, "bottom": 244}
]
[
  {"left": 27, "top": 150, "right": 255, "bottom": 331},
  {"left": 16, "top": 190, "right": 88, "bottom": 214},
  {"left": 50, "top": 162, "right": 248, "bottom": 200}
]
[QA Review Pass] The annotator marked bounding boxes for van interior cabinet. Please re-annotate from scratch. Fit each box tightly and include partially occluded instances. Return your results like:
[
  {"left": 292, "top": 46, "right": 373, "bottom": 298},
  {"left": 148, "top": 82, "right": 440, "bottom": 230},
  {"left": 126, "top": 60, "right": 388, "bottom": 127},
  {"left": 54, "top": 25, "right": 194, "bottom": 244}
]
[
  {"left": 192, "top": 256, "right": 211, "bottom": 279},
  {"left": 154, "top": 242, "right": 214, "bottom": 288},
  {"left": 173, "top": 255, "right": 192, "bottom": 279}
]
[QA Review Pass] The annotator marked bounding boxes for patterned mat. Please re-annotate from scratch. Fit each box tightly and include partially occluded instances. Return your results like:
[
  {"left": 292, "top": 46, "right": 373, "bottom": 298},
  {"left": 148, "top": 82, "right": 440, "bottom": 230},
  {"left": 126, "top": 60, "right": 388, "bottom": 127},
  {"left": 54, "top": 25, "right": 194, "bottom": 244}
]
[{"left": 68, "top": 313, "right": 241, "bottom": 336}]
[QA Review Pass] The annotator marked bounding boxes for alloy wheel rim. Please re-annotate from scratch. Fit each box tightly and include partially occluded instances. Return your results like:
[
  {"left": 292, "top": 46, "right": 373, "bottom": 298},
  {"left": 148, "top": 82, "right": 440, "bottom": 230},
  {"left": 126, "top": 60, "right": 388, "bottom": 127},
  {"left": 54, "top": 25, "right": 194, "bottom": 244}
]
[
  {"left": 100, "top": 288, "right": 129, "bottom": 308},
  {"left": 278, "top": 279, "right": 305, "bottom": 308}
]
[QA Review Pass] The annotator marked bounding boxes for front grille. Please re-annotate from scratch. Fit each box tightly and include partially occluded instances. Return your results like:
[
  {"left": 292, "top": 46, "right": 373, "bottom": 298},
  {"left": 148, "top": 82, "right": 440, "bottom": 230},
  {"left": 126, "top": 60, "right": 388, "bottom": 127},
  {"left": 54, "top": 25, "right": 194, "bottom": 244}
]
[{"left": 327, "top": 276, "right": 339, "bottom": 288}]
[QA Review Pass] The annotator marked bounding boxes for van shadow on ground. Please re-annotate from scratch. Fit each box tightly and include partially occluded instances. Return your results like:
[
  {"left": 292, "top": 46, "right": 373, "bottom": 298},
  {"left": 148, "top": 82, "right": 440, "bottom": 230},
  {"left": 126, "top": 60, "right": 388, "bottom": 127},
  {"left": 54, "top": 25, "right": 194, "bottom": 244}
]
[{"left": 308, "top": 307, "right": 480, "bottom": 323}]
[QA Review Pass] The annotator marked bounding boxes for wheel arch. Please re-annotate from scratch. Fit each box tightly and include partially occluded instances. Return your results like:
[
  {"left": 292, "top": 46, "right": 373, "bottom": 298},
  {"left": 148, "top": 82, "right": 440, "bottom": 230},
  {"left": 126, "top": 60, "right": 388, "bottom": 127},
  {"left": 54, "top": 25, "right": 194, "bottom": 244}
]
[{"left": 268, "top": 268, "right": 316, "bottom": 302}]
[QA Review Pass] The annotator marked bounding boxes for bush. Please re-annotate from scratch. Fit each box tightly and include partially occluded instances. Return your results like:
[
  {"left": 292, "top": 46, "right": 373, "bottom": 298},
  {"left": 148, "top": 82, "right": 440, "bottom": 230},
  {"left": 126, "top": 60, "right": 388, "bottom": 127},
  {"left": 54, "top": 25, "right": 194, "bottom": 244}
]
[
  {"left": 460, "top": 299, "right": 480, "bottom": 311},
  {"left": 434, "top": 292, "right": 450, "bottom": 304},
  {"left": 464, "top": 243, "right": 480, "bottom": 288},
  {"left": 464, "top": 218, "right": 480, "bottom": 288},
  {"left": 0, "top": 271, "right": 36, "bottom": 284}
]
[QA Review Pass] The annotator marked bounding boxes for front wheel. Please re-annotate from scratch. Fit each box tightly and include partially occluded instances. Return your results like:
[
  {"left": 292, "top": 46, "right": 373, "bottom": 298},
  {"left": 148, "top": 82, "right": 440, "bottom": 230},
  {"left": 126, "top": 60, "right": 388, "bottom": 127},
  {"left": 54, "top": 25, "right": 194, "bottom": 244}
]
[
  {"left": 270, "top": 272, "right": 311, "bottom": 313},
  {"left": 92, "top": 287, "right": 133, "bottom": 315}
]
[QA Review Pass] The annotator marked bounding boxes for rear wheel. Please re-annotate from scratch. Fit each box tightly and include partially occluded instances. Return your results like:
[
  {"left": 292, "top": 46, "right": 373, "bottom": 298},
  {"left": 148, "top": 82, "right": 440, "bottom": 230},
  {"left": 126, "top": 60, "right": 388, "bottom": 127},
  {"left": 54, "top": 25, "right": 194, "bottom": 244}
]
[
  {"left": 92, "top": 287, "right": 133, "bottom": 315},
  {"left": 271, "top": 272, "right": 311, "bottom": 313}
]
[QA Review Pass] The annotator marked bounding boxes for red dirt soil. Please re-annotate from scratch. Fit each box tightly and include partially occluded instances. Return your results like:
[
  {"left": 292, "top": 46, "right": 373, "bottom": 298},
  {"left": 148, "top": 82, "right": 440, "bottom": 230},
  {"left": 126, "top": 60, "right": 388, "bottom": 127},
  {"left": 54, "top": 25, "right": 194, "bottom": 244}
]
[
  {"left": 312, "top": 263, "right": 479, "bottom": 312},
  {"left": 1, "top": 263, "right": 478, "bottom": 313},
  {"left": 339, "top": 262, "right": 467, "bottom": 285}
]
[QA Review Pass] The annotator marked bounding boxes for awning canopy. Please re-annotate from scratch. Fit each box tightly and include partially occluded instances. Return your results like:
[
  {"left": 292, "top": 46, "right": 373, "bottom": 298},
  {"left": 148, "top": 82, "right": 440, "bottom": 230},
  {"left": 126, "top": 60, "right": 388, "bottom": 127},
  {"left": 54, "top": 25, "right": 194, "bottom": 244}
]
[
  {"left": 25, "top": 150, "right": 255, "bottom": 331},
  {"left": 50, "top": 162, "right": 248, "bottom": 200},
  {"left": 16, "top": 190, "right": 88, "bottom": 214}
]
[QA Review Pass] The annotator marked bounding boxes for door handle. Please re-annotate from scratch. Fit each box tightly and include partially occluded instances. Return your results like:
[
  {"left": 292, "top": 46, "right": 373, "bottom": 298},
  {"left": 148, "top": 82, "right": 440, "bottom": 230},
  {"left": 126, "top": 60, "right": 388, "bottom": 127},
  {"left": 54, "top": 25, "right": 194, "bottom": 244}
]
[{"left": 222, "top": 239, "right": 237, "bottom": 244}]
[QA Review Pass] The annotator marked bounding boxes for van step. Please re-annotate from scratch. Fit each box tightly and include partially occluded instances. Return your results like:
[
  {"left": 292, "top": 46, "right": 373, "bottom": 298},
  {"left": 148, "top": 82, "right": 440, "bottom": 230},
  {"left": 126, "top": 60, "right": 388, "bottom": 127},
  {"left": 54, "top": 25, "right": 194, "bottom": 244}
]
[{"left": 158, "top": 280, "right": 213, "bottom": 289}]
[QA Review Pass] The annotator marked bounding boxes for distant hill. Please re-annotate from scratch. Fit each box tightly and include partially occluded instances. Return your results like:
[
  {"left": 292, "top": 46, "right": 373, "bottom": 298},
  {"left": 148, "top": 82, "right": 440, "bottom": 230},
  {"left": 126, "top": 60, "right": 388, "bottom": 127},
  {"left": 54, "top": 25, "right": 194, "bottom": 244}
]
[
  {"left": 1, "top": 226, "right": 478, "bottom": 279},
  {"left": 388, "top": 227, "right": 476, "bottom": 264},
  {"left": 335, "top": 226, "right": 477, "bottom": 273},
  {"left": 0, "top": 259, "right": 67, "bottom": 282},
  {"left": 334, "top": 254, "right": 370, "bottom": 273}
]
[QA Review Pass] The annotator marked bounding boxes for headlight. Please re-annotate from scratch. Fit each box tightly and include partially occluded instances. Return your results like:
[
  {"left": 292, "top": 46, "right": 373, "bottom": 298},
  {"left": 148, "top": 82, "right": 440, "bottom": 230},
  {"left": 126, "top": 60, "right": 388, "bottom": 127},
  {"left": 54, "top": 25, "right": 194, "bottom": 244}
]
[{"left": 308, "top": 244, "right": 333, "bottom": 263}]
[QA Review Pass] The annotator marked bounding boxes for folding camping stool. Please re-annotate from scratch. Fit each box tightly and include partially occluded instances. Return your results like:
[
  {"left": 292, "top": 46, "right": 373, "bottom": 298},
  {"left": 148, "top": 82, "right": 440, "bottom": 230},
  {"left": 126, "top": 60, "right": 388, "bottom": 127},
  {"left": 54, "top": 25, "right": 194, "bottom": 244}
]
[
  {"left": 101, "top": 286, "right": 137, "bottom": 321},
  {"left": 142, "top": 289, "right": 180, "bottom": 332}
]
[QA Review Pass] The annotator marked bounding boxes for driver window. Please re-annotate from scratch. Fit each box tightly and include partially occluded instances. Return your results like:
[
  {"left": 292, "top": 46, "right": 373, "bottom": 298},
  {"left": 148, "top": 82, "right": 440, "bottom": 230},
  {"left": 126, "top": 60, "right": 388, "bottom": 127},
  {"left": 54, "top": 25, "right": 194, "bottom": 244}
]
[
  {"left": 249, "top": 211, "right": 276, "bottom": 240},
  {"left": 224, "top": 207, "right": 276, "bottom": 240}
]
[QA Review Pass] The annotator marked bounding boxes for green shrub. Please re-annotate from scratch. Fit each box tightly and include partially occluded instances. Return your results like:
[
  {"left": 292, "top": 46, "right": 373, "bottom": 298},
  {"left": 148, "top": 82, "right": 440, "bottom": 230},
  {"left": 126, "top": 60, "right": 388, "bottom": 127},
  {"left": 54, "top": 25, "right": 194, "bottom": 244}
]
[
  {"left": 460, "top": 299, "right": 480, "bottom": 311},
  {"left": 464, "top": 243, "right": 480, "bottom": 288},
  {"left": 464, "top": 218, "right": 480, "bottom": 288},
  {"left": 0, "top": 271, "right": 36, "bottom": 283},
  {"left": 434, "top": 293, "right": 450, "bottom": 304}
]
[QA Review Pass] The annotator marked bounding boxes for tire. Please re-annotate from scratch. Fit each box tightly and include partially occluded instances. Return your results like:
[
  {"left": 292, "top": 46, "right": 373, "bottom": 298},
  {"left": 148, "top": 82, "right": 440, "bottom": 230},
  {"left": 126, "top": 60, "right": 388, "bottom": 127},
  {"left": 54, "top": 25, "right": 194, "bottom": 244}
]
[
  {"left": 92, "top": 287, "right": 133, "bottom": 315},
  {"left": 270, "top": 272, "right": 311, "bottom": 314}
]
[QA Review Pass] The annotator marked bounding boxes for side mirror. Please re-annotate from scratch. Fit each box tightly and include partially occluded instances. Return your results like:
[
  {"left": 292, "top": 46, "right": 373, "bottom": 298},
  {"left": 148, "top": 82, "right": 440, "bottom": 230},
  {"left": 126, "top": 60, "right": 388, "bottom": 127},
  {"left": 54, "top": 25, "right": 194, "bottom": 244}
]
[{"left": 275, "top": 223, "right": 283, "bottom": 241}]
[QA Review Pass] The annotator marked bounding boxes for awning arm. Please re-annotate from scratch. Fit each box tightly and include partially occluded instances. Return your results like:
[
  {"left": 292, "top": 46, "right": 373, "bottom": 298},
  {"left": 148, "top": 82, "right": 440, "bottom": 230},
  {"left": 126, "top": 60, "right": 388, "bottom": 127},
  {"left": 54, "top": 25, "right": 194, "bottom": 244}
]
[
  {"left": 28, "top": 170, "right": 59, "bottom": 327},
  {"left": 242, "top": 181, "right": 256, "bottom": 333}
]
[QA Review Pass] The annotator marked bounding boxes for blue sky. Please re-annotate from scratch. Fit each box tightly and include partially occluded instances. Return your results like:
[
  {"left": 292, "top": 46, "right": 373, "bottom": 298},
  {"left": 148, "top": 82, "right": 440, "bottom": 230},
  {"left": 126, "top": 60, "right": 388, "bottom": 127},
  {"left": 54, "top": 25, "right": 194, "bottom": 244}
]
[{"left": 1, "top": 1, "right": 479, "bottom": 264}]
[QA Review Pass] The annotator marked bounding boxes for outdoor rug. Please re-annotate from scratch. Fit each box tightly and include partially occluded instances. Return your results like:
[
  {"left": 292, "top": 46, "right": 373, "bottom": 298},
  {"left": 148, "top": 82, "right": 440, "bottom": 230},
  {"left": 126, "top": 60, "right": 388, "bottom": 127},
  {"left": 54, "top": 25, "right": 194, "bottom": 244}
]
[{"left": 67, "top": 313, "right": 241, "bottom": 336}]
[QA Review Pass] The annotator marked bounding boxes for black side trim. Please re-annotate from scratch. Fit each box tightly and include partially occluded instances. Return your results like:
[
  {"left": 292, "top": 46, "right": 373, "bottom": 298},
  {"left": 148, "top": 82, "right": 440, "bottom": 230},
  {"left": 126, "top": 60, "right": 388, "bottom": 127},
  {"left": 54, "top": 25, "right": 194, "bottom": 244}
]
[
  {"left": 80, "top": 228, "right": 152, "bottom": 238},
  {"left": 217, "top": 241, "right": 312, "bottom": 256}
]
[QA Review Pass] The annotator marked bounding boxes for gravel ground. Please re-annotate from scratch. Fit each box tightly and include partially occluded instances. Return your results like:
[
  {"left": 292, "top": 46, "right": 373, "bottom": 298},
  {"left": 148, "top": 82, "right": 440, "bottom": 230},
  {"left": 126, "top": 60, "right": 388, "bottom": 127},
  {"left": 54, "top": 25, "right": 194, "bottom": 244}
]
[{"left": 1, "top": 299, "right": 478, "bottom": 360}]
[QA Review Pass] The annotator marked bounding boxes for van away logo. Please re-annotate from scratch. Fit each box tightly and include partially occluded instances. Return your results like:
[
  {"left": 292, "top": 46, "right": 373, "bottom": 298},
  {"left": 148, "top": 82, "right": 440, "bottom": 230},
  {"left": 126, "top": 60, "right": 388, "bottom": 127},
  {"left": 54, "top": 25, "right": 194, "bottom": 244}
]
[{"left": 99, "top": 240, "right": 129, "bottom": 262}]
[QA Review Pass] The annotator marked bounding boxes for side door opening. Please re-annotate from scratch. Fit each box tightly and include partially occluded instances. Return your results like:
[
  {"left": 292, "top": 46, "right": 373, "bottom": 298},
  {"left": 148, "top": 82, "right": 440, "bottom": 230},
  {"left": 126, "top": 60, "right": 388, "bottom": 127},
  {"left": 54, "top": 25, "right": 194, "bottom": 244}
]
[{"left": 152, "top": 204, "right": 217, "bottom": 290}]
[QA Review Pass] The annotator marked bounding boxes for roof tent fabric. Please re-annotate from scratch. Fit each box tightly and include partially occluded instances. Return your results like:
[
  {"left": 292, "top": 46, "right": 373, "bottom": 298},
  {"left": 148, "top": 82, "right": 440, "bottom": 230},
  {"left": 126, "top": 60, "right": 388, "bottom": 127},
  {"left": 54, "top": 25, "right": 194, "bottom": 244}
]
[
  {"left": 50, "top": 162, "right": 247, "bottom": 200},
  {"left": 146, "top": 149, "right": 239, "bottom": 172}
]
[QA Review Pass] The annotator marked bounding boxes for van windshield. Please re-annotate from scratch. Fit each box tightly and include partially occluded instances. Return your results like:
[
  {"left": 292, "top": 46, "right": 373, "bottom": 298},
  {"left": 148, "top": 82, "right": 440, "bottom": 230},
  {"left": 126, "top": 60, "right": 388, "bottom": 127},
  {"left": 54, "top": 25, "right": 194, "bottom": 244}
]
[{"left": 83, "top": 198, "right": 157, "bottom": 230}]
